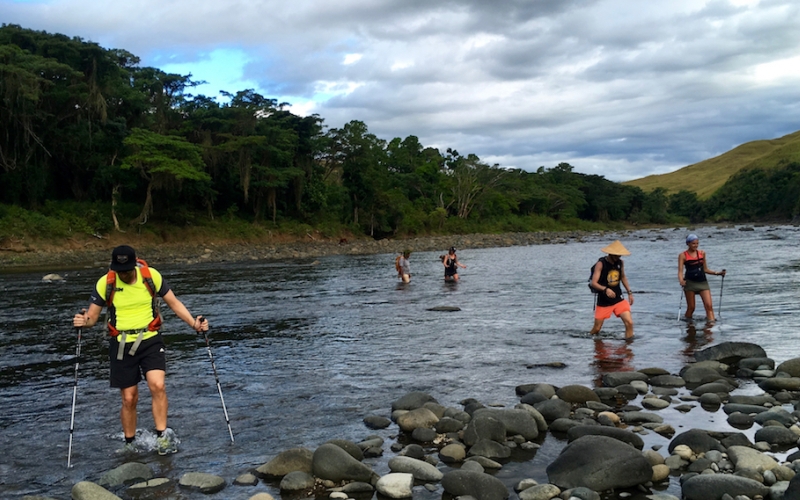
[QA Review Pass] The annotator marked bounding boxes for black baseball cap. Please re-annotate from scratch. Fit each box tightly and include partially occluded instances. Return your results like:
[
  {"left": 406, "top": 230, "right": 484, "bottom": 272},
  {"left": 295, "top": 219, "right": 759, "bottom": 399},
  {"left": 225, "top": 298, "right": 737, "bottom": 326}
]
[
  {"left": 449, "top": 246, "right": 456, "bottom": 253},
  {"left": 110, "top": 245, "right": 137, "bottom": 271}
]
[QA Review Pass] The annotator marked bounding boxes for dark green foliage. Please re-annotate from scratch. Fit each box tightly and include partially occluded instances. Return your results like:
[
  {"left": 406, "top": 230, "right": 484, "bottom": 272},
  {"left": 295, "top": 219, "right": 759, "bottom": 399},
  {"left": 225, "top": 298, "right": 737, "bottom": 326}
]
[{"left": 0, "top": 24, "right": 792, "bottom": 241}]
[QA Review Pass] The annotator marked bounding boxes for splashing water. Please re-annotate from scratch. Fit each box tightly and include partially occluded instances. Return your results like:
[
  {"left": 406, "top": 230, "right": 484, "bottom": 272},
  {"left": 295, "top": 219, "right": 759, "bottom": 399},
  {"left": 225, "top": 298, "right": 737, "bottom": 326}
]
[{"left": 113, "top": 427, "right": 180, "bottom": 454}]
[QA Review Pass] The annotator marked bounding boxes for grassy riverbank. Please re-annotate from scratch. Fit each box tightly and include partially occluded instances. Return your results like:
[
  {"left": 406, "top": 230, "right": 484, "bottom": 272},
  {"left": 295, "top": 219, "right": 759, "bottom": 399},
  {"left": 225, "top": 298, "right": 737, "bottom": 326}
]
[{"left": 0, "top": 203, "right": 628, "bottom": 270}]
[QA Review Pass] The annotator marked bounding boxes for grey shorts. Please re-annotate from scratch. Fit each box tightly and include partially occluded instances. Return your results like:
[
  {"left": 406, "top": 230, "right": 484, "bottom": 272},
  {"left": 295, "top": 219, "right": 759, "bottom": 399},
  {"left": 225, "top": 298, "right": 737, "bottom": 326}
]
[{"left": 684, "top": 280, "right": 711, "bottom": 293}]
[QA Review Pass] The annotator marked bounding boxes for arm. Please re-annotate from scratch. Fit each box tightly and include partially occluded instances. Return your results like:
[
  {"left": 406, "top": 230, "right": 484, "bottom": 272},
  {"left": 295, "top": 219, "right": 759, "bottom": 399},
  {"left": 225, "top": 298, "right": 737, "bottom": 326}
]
[
  {"left": 458, "top": 259, "right": 467, "bottom": 269},
  {"left": 162, "top": 290, "right": 208, "bottom": 332},
  {"left": 620, "top": 262, "right": 633, "bottom": 305},
  {"left": 73, "top": 303, "right": 103, "bottom": 328},
  {"left": 701, "top": 251, "right": 726, "bottom": 277},
  {"left": 678, "top": 252, "right": 686, "bottom": 287},
  {"left": 590, "top": 261, "right": 615, "bottom": 299}
]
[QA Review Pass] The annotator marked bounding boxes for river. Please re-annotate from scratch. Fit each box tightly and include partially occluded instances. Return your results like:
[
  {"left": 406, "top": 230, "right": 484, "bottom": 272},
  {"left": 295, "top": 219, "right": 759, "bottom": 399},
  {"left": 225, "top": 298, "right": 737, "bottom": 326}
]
[{"left": 1, "top": 225, "right": 798, "bottom": 499}]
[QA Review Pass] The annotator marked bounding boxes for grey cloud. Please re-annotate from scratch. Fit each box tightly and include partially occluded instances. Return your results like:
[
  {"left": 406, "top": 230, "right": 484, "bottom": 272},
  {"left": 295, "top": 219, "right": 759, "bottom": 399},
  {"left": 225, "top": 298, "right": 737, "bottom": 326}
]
[{"left": 2, "top": 0, "right": 800, "bottom": 181}]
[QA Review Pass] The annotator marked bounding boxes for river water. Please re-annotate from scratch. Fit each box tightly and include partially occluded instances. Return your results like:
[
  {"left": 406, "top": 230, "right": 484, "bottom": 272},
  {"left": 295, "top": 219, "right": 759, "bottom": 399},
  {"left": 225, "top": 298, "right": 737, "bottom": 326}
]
[{"left": 1, "top": 225, "right": 798, "bottom": 499}]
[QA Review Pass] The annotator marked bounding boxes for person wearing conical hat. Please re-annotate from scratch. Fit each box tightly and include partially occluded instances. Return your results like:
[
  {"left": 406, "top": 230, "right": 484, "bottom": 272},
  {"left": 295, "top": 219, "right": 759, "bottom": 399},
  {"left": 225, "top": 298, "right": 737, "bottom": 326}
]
[{"left": 589, "top": 240, "right": 634, "bottom": 339}]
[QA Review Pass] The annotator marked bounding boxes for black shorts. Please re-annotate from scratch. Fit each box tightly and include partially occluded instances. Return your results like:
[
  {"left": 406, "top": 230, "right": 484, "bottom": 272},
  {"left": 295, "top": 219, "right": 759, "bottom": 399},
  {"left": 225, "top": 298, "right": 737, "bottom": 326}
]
[{"left": 109, "top": 333, "right": 167, "bottom": 389}]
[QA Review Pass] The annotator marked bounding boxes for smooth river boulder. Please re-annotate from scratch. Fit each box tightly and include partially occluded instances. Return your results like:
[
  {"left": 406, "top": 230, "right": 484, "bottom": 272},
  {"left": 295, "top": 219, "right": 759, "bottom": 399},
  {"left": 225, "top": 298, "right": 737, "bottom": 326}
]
[
  {"left": 396, "top": 407, "right": 439, "bottom": 432},
  {"left": 311, "top": 443, "right": 377, "bottom": 483},
  {"left": 566, "top": 425, "right": 644, "bottom": 450},
  {"left": 387, "top": 456, "right": 443, "bottom": 482},
  {"left": 681, "top": 473, "right": 769, "bottom": 500},
  {"left": 375, "top": 473, "right": 414, "bottom": 498},
  {"left": 255, "top": 447, "right": 313, "bottom": 478},
  {"left": 472, "top": 408, "right": 539, "bottom": 439},
  {"left": 441, "top": 470, "right": 509, "bottom": 500},
  {"left": 694, "top": 341, "right": 767, "bottom": 364},
  {"left": 71, "top": 482, "right": 122, "bottom": 500},
  {"left": 546, "top": 435, "right": 652, "bottom": 491}
]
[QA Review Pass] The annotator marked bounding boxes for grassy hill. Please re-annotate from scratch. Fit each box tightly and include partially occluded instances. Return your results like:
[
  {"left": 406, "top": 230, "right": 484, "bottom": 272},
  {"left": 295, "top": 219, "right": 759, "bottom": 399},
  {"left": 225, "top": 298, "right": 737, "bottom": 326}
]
[{"left": 624, "top": 130, "right": 800, "bottom": 199}]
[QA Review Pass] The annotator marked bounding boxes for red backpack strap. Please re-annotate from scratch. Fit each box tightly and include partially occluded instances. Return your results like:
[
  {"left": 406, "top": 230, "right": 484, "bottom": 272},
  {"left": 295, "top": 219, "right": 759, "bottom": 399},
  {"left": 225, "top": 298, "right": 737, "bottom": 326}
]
[
  {"left": 105, "top": 270, "right": 119, "bottom": 337},
  {"left": 136, "top": 258, "right": 163, "bottom": 332}
]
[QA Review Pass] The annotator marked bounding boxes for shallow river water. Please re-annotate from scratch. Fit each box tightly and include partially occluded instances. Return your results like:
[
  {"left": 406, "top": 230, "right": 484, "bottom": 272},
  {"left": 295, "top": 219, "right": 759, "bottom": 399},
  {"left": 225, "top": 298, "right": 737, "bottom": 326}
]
[{"left": 1, "top": 225, "right": 799, "bottom": 499}]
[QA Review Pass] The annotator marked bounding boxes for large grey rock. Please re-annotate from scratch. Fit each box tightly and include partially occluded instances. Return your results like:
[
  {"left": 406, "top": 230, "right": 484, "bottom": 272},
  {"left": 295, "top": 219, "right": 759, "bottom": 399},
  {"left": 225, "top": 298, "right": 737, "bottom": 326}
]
[
  {"left": 648, "top": 374, "right": 685, "bottom": 387},
  {"left": 363, "top": 415, "right": 391, "bottom": 429},
  {"left": 784, "top": 472, "right": 800, "bottom": 499},
  {"left": 126, "top": 478, "right": 173, "bottom": 496},
  {"left": 279, "top": 471, "right": 315, "bottom": 491},
  {"left": 311, "top": 443, "right": 377, "bottom": 483},
  {"left": 71, "top": 482, "right": 122, "bottom": 500},
  {"left": 388, "top": 456, "right": 443, "bottom": 482},
  {"left": 681, "top": 473, "right": 769, "bottom": 500},
  {"left": 566, "top": 425, "right": 644, "bottom": 450},
  {"left": 396, "top": 407, "right": 439, "bottom": 432},
  {"left": 515, "top": 403, "right": 548, "bottom": 431},
  {"left": 473, "top": 408, "right": 539, "bottom": 439},
  {"left": 468, "top": 438, "right": 512, "bottom": 459},
  {"left": 602, "top": 371, "right": 649, "bottom": 387},
  {"left": 728, "top": 394, "right": 776, "bottom": 405},
  {"left": 776, "top": 357, "right": 800, "bottom": 377},
  {"left": 375, "top": 473, "right": 414, "bottom": 498},
  {"left": 464, "top": 414, "right": 506, "bottom": 446},
  {"left": 556, "top": 385, "right": 600, "bottom": 403},
  {"left": 760, "top": 377, "right": 800, "bottom": 391},
  {"left": 533, "top": 398, "right": 571, "bottom": 422},
  {"left": 441, "top": 470, "right": 509, "bottom": 500},
  {"left": 518, "top": 483, "right": 561, "bottom": 500},
  {"left": 97, "top": 462, "right": 153, "bottom": 488},
  {"left": 392, "top": 391, "right": 438, "bottom": 411},
  {"left": 753, "top": 407, "right": 796, "bottom": 426},
  {"left": 722, "top": 403, "right": 769, "bottom": 415},
  {"left": 739, "top": 357, "right": 775, "bottom": 370},
  {"left": 727, "top": 445, "right": 779, "bottom": 472},
  {"left": 546, "top": 435, "right": 652, "bottom": 491},
  {"left": 255, "top": 447, "right": 313, "bottom": 478},
  {"left": 691, "top": 381, "right": 734, "bottom": 396},
  {"left": 621, "top": 411, "right": 663, "bottom": 424},
  {"left": 755, "top": 426, "right": 799, "bottom": 446},
  {"left": 515, "top": 383, "right": 556, "bottom": 399},
  {"left": 178, "top": 472, "right": 226, "bottom": 494},
  {"left": 325, "top": 439, "right": 364, "bottom": 461},
  {"left": 667, "top": 429, "right": 724, "bottom": 454},
  {"left": 694, "top": 342, "right": 767, "bottom": 364},
  {"left": 681, "top": 366, "right": 727, "bottom": 385}
]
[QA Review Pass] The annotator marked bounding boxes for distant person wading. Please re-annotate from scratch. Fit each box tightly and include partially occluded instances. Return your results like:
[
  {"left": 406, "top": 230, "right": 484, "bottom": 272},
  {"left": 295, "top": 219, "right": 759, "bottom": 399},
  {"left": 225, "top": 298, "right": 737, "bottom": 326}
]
[
  {"left": 679, "top": 234, "right": 726, "bottom": 323},
  {"left": 589, "top": 240, "right": 634, "bottom": 339},
  {"left": 443, "top": 247, "right": 466, "bottom": 282}
]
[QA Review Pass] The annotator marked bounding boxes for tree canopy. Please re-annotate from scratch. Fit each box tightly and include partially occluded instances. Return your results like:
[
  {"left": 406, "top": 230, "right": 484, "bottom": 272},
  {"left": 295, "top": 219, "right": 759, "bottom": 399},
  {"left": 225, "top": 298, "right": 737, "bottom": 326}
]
[{"left": 1, "top": 24, "right": 796, "bottom": 241}]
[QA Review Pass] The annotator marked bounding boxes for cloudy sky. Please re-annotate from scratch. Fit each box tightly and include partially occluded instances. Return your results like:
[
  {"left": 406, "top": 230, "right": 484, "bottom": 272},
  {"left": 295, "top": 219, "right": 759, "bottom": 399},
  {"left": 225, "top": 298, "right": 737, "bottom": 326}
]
[{"left": 3, "top": 0, "right": 800, "bottom": 181}]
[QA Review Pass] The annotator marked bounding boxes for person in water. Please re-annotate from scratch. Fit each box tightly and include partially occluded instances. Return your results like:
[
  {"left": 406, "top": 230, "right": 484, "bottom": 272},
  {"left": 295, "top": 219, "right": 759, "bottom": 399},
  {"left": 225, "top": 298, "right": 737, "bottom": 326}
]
[
  {"left": 443, "top": 246, "right": 466, "bottom": 281},
  {"left": 678, "top": 234, "right": 726, "bottom": 322},
  {"left": 72, "top": 245, "right": 209, "bottom": 455},
  {"left": 589, "top": 240, "right": 634, "bottom": 339},
  {"left": 397, "top": 250, "right": 411, "bottom": 283}
]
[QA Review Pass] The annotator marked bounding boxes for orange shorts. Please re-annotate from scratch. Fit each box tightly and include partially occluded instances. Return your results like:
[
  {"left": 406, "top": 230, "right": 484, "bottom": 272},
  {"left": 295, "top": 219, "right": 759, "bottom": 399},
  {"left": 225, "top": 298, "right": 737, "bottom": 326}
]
[{"left": 594, "top": 300, "right": 631, "bottom": 320}]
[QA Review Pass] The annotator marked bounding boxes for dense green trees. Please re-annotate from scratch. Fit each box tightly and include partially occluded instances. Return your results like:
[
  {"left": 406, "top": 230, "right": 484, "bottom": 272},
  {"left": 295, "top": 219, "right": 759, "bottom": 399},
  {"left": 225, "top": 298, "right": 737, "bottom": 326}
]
[{"left": 1, "top": 24, "right": 797, "bottom": 242}]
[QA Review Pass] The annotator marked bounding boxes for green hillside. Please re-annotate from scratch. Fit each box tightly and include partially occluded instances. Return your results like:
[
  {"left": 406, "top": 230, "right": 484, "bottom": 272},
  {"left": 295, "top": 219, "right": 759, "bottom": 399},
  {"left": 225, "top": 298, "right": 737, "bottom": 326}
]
[{"left": 624, "top": 130, "right": 800, "bottom": 199}]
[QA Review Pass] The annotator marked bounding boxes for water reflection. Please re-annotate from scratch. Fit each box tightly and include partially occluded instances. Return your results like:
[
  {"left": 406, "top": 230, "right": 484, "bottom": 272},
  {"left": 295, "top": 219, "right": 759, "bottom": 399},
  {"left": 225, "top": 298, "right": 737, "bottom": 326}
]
[
  {"left": 681, "top": 322, "right": 714, "bottom": 361},
  {"left": 592, "top": 338, "right": 634, "bottom": 386}
]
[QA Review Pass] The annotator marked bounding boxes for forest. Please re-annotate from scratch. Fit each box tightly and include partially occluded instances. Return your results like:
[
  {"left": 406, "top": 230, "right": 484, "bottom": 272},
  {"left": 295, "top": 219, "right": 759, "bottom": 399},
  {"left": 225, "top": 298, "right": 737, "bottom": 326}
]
[{"left": 2, "top": 24, "right": 799, "bottom": 243}]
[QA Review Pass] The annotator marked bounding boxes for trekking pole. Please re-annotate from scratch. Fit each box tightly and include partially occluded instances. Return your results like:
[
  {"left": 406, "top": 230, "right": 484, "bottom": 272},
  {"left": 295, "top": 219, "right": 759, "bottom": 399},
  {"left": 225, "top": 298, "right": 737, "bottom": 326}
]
[
  {"left": 67, "top": 327, "right": 82, "bottom": 468},
  {"left": 677, "top": 289, "right": 683, "bottom": 322},
  {"left": 718, "top": 272, "right": 725, "bottom": 319},
  {"left": 199, "top": 318, "right": 234, "bottom": 443}
]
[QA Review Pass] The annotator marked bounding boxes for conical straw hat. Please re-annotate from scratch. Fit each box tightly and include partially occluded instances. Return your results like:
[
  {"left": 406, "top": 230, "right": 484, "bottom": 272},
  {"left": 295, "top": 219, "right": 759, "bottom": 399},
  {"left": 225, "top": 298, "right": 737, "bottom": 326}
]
[{"left": 601, "top": 240, "right": 631, "bottom": 256}]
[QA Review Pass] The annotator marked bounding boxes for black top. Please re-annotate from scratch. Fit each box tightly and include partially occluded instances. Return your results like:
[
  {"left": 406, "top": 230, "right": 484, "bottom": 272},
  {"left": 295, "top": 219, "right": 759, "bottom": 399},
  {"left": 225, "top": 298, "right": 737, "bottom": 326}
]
[{"left": 595, "top": 257, "right": 624, "bottom": 307}]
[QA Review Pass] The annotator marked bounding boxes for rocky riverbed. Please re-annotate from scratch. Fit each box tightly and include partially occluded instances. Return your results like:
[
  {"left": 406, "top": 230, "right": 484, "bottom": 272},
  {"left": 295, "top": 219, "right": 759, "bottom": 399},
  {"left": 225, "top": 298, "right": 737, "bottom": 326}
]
[{"left": 38, "top": 340, "right": 800, "bottom": 500}]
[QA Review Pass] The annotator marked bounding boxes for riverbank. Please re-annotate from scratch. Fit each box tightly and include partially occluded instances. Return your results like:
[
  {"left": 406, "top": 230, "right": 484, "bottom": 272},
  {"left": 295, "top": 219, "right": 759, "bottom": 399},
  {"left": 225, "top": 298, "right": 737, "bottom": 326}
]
[{"left": 0, "top": 229, "right": 610, "bottom": 271}]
